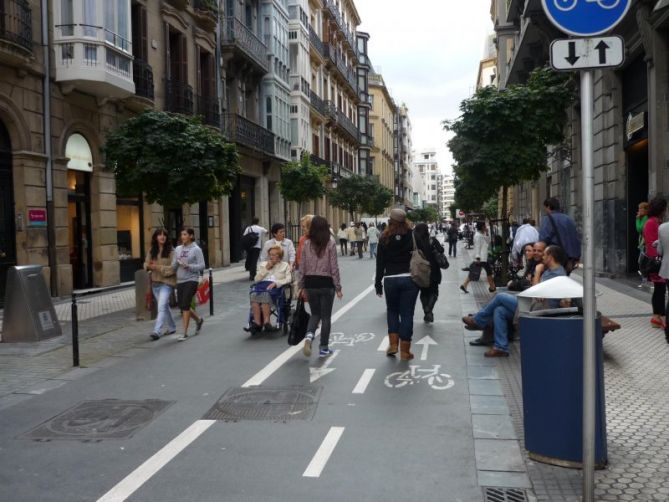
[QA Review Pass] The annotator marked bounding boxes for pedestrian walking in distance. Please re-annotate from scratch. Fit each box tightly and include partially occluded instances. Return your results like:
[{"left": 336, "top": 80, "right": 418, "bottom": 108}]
[
  {"left": 446, "top": 222, "right": 459, "bottom": 257},
  {"left": 145, "top": 228, "right": 176, "bottom": 340},
  {"left": 299, "top": 216, "right": 343, "bottom": 358},
  {"left": 173, "top": 228, "right": 205, "bottom": 340},
  {"left": 337, "top": 223, "right": 348, "bottom": 256},
  {"left": 346, "top": 222, "right": 357, "bottom": 256},
  {"left": 367, "top": 223, "right": 380, "bottom": 259},
  {"left": 375, "top": 208, "right": 420, "bottom": 360},
  {"left": 460, "top": 221, "right": 497, "bottom": 294},
  {"left": 414, "top": 223, "right": 444, "bottom": 323},
  {"left": 243, "top": 217, "right": 267, "bottom": 281},
  {"left": 643, "top": 197, "right": 667, "bottom": 330}
]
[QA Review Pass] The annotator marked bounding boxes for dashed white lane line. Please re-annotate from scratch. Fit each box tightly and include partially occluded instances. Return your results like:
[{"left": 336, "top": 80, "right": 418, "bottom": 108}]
[
  {"left": 97, "top": 420, "right": 216, "bottom": 502},
  {"left": 303, "top": 427, "right": 346, "bottom": 478},
  {"left": 352, "top": 369, "right": 376, "bottom": 394},
  {"left": 377, "top": 335, "right": 389, "bottom": 352},
  {"left": 242, "top": 284, "right": 374, "bottom": 388}
]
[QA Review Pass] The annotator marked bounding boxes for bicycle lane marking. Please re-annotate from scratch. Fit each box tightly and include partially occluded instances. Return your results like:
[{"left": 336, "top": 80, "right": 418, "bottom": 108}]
[
  {"left": 242, "top": 284, "right": 375, "bottom": 387},
  {"left": 352, "top": 369, "right": 376, "bottom": 394},
  {"left": 303, "top": 427, "right": 346, "bottom": 478}
]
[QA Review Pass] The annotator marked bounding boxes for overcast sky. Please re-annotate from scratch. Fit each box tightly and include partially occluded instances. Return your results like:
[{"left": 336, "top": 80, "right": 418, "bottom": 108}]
[{"left": 357, "top": 1, "right": 494, "bottom": 174}]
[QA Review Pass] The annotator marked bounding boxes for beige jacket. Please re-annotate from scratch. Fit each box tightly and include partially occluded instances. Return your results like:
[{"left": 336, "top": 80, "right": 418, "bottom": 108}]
[
  {"left": 144, "top": 250, "right": 177, "bottom": 287},
  {"left": 254, "top": 260, "right": 292, "bottom": 288}
]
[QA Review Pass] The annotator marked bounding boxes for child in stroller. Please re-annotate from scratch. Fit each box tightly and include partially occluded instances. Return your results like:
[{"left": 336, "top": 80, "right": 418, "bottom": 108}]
[{"left": 246, "top": 245, "right": 292, "bottom": 334}]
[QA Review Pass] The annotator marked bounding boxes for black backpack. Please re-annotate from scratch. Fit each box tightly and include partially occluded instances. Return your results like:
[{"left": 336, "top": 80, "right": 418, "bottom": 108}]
[{"left": 241, "top": 227, "right": 259, "bottom": 251}]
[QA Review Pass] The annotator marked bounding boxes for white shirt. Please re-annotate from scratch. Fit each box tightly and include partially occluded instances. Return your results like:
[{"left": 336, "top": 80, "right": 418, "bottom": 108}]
[
  {"left": 512, "top": 223, "right": 540, "bottom": 259},
  {"left": 473, "top": 231, "right": 490, "bottom": 262},
  {"left": 259, "top": 238, "right": 296, "bottom": 264},
  {"left": 367, "top": 227, "right": 380, "bottom": 244},
  {"left": 243, "top": 224, "right": 267, "bottom": 249}
]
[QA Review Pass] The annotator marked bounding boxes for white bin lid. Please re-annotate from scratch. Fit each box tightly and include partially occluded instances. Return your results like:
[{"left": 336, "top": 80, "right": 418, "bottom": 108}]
[{"left": 518, "top": 276, "right": 584, "bottom": 299}]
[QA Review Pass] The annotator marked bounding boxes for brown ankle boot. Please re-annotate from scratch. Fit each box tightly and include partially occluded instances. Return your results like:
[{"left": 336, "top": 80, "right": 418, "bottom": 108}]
[
  {"left": 387, "top": 333, "right": 399, "bottom": 357},
  {"left": 400, "top": 340, "right": 414, "bottom": 360}
]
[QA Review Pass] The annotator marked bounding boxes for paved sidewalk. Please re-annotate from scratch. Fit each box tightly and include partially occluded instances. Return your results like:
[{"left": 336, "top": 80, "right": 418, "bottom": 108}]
[
  {"left": 0, "top": 264, "right": 249, "bottom": 409},
  {"left": 458, "top": 244, "right": 669, "bottom": 501}
]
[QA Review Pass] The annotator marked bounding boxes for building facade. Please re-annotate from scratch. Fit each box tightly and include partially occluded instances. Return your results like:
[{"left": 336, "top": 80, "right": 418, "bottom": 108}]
[
  {"left": 368, "top": 69, "right": 396, "bottom": 197},
  {"left": 493, "top": 0, "right": 669, "bottom": 277},
  {"left": 394, "top": 103, "right": 413, "bottom": 209},
  {"left": 437, "top": 173, "right": 456, "bottom": 219},
  {"left": 413, "top": 149, "right": 440, "bottom": 207}
]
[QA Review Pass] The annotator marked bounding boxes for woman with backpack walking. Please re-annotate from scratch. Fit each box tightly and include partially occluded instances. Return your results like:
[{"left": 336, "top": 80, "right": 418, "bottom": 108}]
[
  {"left": 375, "top": 208, "right": 420, "bottom": 360},
  {"left": 298, "top": 216, "right": 343, "bottom": 358},
  {"left": 414, "top": 223, "right": 445, "bottom": 323},
  {"left": 242, "top": 217, "right": 267, "bottom": 280},
  {"left": 173, "top": 228, "right": 206, "bottom": 340},
  {"left": 145, "top": 228, "right": 176, "bottom": 340}
]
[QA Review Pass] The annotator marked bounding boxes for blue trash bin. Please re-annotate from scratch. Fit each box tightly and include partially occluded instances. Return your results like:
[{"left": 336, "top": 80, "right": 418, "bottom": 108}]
[{"left": 519, "top": 312, "right": 607, "bottom": 468}]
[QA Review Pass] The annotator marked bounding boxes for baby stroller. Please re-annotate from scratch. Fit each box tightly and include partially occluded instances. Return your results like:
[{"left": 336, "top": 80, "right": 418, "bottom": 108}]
[{"left": 244, "top": 280, "right": 291, "bottom": 335}]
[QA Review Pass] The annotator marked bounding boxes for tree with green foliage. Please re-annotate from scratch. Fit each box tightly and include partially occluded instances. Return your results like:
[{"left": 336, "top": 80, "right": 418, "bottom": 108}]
[
  {"left": 482, "top": 196, "right": 499, "bottom": 220},
  {"left": 444, "top": 67, "right": 575, "bottom": 280},
  {"left": 407, "top": 205, "right": 439, "bottom": 223},
  {"left": 104, "top": 111, "right": 239, "bottom": 208},
  {"left": 448, "top": 203, "right": 457, "bottom": 220},
  {"left": 279, "top": 154, "right": 329, "bottom": 216},
  {"left": 360, "top": 181, "right": 394, "bottom": 221},
  {"left": 328, "top": 174, "right": 370, "bottom": 222}
]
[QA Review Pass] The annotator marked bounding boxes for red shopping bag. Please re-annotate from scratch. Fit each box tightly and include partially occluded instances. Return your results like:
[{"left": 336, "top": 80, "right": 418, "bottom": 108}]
[{"left": 196, "top": 279, "right": 211, "bottom": 305}]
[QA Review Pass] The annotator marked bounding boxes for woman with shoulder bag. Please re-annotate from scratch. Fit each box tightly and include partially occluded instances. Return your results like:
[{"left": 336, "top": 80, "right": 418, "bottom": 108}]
[
  {"left": 145, "top": 228, "right": 177, "bottom": 340},
  {"left": 414, "top": 223, "right": 445, "bottom": 323},
  {"left": 375, "top": 209, "right": 420, "bottom": 360},
  {"left": 643, "top": 197, "right": 667, "bottom": 329}
]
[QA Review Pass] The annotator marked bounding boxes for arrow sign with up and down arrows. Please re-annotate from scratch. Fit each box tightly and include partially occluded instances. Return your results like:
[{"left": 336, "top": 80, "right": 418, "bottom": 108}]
[{"left": 550, "top": 36, "right": 624, "bottom": 71}]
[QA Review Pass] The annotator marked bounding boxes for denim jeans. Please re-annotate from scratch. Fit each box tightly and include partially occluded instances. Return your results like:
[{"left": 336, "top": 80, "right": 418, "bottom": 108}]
[
  {"left": 473, "top": 292, "right": 517, "bottom": 352},
  {"left": 369, "top": 242, "right": 378, "bottom": 259},
  {"left": 152, "top": 283, "right": 176, "bottom": 335},
  {"left": 305, "top": 288, "right": 335, "bottom": 348},
  {"left": 384, "top": 276, "right": 420, "bottom": 341}
]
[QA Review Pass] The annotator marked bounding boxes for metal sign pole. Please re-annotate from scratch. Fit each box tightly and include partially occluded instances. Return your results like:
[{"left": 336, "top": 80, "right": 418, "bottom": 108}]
[{"left": 580, "top": 69, "right": 596, "bottom": 502}]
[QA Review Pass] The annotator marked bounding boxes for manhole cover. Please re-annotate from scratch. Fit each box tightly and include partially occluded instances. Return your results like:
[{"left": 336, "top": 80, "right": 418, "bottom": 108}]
[
  {"left": 203, "top": 386, "right": 322, "bottom": 422},
  {"left": 22, "top": 399, "right": 173, "bottom": 441},
  {"left": 482, "top": 487, "right": 528, "bottom": 502}
]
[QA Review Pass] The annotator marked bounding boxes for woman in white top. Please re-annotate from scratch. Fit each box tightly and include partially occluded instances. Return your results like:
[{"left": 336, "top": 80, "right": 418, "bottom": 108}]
[
  {"left": 460, "top": 221, "right": 497, "bottom": 293},
  {"left": 260, "top": 223, "right": 296, "bottom": 266},
  {"left": 337, "top": 223, "right": 348, "bottom": 256}
]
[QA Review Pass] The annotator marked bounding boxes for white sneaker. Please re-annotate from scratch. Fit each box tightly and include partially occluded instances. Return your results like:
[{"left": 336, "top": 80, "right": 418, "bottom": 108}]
[
  {"left": 177, "top": 333, "right": 189, "bottom": 342},
  {"left": 303, "top": 335, "right": 313, "bottom": 357}
]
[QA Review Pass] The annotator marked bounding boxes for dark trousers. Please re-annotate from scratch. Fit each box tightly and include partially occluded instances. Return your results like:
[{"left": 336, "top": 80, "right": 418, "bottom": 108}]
[
  {"left": 653, "top": 281, "right": 666, "bottom": 315},
  {"left": 357, "top": 241, "right": 363, "bottom": 258},
  {"left": 384, "top": 276, "right": 419, "bottom": 341},
  {"left": 339, "top": 239, "right": 348, "bottom": 255},
  {"left": 306, "top": 288, "right": 335, "bottom": 347},
  {"left": 420, "top": 282, "right": 439, "bottom": 313},
  {"left": 245, "top": 247, "right": 260, "bottom": 278},
  {"left": 448, "top": 240, "right": 457, "bottom": 257}
]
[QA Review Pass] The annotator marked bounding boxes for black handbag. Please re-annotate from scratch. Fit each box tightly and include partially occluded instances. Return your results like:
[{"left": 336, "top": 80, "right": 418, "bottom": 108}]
[
  {"left": 434, "top": 252, "right": 450, "bottom": 270},
  {"left": 639, "top": 252, "right": 662, "bottom": 276},
  {"left": 468, "top": 261, "right": 482, "bottom": 281},
  {"left": 287, "top": 298, "right": 310, "bottom": 346}
]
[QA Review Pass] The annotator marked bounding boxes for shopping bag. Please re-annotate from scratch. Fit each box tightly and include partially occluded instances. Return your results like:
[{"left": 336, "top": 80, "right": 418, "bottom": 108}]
[
  {"left": 287, "top": 299, "right": 310, "bottom": 346},
  {"left": 196, "top": 278, "right": 211, "bottom": 305},
  {"left": 468, "top": 261, "right": 482, "bottom": 281}
]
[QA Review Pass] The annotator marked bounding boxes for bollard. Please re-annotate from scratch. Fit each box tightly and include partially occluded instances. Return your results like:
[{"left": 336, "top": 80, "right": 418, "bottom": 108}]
[
  {"left": 209, "top": 268, "right": 214, "bottom": 316},
  {"left": 71, "top": 292, "right": 79, "bottom": 367}
]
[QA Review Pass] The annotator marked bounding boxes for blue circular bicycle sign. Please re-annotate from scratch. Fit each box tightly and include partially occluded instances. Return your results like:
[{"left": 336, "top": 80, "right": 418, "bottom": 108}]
[{"left": 542, "top": 0, "right": 632, "bottom": 37}]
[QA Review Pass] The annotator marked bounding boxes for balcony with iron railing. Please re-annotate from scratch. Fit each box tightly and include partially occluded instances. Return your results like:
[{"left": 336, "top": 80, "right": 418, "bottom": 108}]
[
  {"left": 192, "top": 0, "right": 218, "bottom": 30},
  {"left": 132, "top": 59, "right": 154, "bottom": 101},
  {"left": 309, "top": 90, "right": 328, "bottom": 117},
  {"left": 308, "top": 26, "right": 324, "bottom": 58},
  {"left": 197, "top": 94, "right": 220, "bottom": 126},
  {"left": 310, "top": 154, "right": 330, "bottom": 168},
  {"left": 325, "top": 100, "right": 338, "bottom": 122},
  {"left": 322, "top": 0, "right": 356, "bottom": 56},
  {"left": 335, "top": 110, "right": 360, "bottom": 143},
  {"left": 165, "top": 79, "right": 194, "bottom": 115},
  {"left": 324, "top": 44, "right": 357, "bottom": 95},
  {"left": 0, "top": 0, "right": 32, "bottom": 57},
  {"left": 54, "top": 23, "right": 134, "bottom": 97},
  {"left": 223, "top": 113, "right": 275, "bottom": 157},
  {"left": 222, "top": 17, "right": 268, "bottom": 74}
]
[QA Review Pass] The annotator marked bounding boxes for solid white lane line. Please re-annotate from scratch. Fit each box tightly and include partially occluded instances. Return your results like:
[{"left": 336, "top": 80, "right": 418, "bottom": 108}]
[
  {"left": 242, "top": 284, "right": 374, "bottom": 388},
  {"left": 352, "top": 369, "right": 376, "bottom": 394},
  {"left": 303, "top": 427, "right": 345, "bottom": 478},
  {"left": 377, "top": 335, "right": 389, "bottom": 352},
  {"left": 97, "top": 420, "right": 216, "bottom": 502}
]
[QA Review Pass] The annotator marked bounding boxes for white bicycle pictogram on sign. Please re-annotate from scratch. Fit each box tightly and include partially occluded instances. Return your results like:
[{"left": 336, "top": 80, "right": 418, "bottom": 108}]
[
  {"left": 553, "top": 0, "right": 620, "bottom": 11},
  {"left": 329, "top": 332, "right": 375, "bottom": 347},
  {"left": 384, "top": 365, "right": 455, "bottom": 390}
]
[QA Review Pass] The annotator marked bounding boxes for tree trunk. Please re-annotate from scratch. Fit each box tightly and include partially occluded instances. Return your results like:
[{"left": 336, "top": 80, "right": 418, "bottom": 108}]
[{"left": 500, "top": 186, "right": 510, "bottom": 285}]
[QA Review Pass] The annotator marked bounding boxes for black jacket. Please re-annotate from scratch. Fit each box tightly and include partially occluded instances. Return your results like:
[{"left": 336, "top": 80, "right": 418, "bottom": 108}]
[
  {"left": 427, "top": 237, "right": 445, "bottom": 286},
  {"left": 375, "top": 230, "right": 414, "bottom": 294}
]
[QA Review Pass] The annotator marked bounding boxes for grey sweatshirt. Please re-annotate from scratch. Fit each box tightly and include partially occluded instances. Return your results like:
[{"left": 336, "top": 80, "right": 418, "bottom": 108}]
[{"left": 172, "top": 243, "right": 205, "bottom": 283}]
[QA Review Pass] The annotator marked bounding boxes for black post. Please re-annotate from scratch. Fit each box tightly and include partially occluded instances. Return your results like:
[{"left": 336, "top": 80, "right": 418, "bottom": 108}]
[
  {"left": 71, "top": 292, "right": 79, "bottom": 367},
  {"left": 209, "top": 268, "right": 214, "bottom": 316}
]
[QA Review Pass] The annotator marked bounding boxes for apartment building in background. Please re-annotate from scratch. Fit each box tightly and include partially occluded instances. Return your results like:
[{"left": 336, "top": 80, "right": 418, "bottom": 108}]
[
  {"left": 437, "top": 173, "right": 456, "bottom": 219},
  {"left": 413, "top": 149, "right": 440, "bottom": 208},
  {"left": 491, "top": 0, "right": 669, "bottom": 277},
  {"left": 395, "top": 103, "right": 414, "bottom": 210},
  {"left": 368, "top": 68, "right": 396, "bottom": 200},
  {"left": 0, "top": 0, "right": 376, "bottom": 302}
]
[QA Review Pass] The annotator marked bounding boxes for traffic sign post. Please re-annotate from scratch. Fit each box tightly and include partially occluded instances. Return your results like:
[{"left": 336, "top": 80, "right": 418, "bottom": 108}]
[{"left": 543, "top": 1, "right": 631, "bottom": 501}]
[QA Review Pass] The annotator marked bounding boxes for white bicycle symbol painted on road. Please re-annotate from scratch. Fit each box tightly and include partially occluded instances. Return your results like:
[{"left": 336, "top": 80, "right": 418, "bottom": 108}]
[
  {"left": 553, "top": 0, "right": 620, "bottom": 11},
  {"left": 329, "top": 332, "right": 375, "bottom": 347},
  {"left": 384, "top": 365, "right": 455, "bottom": 390}
]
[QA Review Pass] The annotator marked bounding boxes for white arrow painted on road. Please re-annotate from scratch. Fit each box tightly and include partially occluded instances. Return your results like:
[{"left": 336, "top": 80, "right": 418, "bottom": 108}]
[
  {"left": 309, "top": 349, "right": 341, "bottom": 383},
  {"left": 415, "top": 335, "right": 438, "bottom": 361}
]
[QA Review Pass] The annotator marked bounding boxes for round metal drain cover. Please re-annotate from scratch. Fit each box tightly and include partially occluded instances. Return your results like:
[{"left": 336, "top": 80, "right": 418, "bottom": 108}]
[
  {"left": 22, "top": 399, "right": 173, "bottom": 441},
  {"left": 203, "top": 386, "right": 322, "bottom": 422}
]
